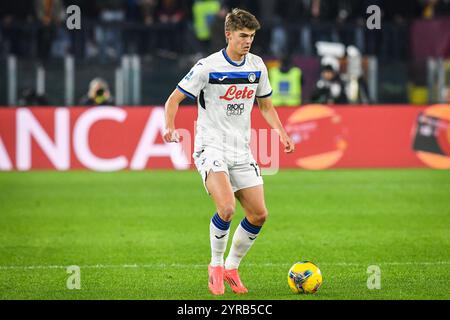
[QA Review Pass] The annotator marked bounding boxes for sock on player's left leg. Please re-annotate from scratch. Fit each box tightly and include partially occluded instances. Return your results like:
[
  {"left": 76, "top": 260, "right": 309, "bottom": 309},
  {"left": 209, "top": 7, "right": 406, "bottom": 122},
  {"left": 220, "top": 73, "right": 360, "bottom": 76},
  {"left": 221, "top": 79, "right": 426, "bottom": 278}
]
[{"left": 224, "top": 217, "right": 262, "bottom": 270}]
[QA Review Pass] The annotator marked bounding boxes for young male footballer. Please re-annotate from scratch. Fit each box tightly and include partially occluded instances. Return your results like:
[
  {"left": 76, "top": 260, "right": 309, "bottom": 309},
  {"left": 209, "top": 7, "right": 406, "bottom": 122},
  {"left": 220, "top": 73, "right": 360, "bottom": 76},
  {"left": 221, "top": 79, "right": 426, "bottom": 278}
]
[{"left": 163, "top": 8, "right": 295, "bottom": 295}]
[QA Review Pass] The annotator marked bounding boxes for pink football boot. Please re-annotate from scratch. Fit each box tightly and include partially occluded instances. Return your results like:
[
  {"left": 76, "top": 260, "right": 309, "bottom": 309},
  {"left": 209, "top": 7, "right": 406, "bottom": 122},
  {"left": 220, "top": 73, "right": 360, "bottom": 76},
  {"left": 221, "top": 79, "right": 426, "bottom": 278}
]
[
  {"left": 208, "top": 264, "right": 225, "bottom": 295},
  {"left": 224, "top": 269, "right": 248, "bottom": 294}
]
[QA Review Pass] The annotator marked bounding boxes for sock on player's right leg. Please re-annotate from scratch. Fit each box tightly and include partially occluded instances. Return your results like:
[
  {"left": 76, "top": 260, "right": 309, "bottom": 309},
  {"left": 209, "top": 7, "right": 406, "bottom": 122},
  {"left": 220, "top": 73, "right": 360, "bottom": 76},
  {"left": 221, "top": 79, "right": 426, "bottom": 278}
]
[
  {"left": 210, "top": 212, "right": 231, "bottom": 267},
  {"left": 208, "top": 212, "right": 231, "bottom": 295}
]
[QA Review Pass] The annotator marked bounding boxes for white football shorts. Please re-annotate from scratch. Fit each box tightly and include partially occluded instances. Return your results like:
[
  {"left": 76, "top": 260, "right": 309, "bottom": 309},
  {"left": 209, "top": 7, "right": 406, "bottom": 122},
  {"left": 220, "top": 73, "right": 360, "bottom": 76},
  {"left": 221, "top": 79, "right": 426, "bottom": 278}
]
[{"left": 193, "top": 147, "right": 263, "bottom": 194}]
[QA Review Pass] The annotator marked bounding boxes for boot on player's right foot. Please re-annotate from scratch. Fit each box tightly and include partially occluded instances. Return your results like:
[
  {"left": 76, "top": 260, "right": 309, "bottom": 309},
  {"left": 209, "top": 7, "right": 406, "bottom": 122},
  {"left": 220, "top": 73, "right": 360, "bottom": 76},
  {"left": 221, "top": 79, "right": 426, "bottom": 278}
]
[{"left": 208, "top": 264, "right": 225, "bottom": 295}]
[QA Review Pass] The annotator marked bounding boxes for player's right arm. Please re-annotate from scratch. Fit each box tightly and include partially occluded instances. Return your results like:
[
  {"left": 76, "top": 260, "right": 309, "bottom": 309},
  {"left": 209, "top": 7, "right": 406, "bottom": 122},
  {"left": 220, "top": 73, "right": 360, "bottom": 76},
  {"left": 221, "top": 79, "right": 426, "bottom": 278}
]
[
  {"left": 164, "top": 59, "right": 207, "bottom": 143},
  {"left": 163, "top": 88, "right": 186, "bottom": 143}
]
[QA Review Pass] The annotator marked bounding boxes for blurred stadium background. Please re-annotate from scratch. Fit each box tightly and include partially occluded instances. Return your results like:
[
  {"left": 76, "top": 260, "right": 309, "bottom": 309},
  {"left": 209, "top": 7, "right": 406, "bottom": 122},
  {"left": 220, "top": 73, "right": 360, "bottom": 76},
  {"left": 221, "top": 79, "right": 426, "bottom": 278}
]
[
  {"left": 0, "top": 0, "right": 449, "bottom": 300},
  {"left": 0, "top": 0, "right": 449, "bottom": 106}
]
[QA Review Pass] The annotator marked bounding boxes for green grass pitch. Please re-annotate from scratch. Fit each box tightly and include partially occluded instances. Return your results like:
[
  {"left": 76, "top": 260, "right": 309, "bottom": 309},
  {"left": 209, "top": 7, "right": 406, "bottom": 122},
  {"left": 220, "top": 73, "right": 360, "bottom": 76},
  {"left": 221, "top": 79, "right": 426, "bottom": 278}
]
[{"left": 0, "top": 169, "right": 449, "bottom": 300}]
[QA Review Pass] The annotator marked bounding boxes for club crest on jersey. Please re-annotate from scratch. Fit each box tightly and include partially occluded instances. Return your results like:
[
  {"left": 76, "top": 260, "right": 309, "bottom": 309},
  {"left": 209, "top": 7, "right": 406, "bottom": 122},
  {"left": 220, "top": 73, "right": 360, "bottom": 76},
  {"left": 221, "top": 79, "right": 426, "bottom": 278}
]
[{"left": 248, "top": 73, "right": 256, "bottom": 83}]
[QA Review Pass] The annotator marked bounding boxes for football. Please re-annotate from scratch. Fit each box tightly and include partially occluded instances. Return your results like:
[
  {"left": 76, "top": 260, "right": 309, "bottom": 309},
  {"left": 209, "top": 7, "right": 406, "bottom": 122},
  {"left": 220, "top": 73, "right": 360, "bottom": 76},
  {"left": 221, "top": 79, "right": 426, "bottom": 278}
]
[{"left": 287, "top": 261, "right": 323, "bottom": 294}]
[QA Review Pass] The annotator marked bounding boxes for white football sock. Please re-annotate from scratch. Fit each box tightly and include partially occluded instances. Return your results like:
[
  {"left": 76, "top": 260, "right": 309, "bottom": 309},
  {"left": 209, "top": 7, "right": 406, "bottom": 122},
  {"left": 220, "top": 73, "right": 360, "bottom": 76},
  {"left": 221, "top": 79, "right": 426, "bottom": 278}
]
[
  {"left": 225, "top": 218, "right": 262, "bottom": 270},
  {"left": 210, "top": 212, "right": 231, "bottom": 267}
]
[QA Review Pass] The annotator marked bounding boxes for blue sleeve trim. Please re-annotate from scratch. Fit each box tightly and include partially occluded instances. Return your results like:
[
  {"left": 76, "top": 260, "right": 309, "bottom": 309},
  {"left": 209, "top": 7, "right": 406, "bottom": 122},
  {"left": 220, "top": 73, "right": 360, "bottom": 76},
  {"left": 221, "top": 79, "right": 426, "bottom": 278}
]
[
  {"left": 256, "top": 90, "right": 273, "bottom": 98},
  {"left": 176, "top": 85, "right": 196, "bottom": 100}
]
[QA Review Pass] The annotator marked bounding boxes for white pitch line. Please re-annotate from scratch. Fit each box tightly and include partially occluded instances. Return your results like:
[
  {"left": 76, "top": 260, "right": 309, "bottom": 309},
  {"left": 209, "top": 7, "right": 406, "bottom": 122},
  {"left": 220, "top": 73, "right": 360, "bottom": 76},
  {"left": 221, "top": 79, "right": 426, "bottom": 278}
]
[{"left": 0, "top": 261, "right": 449, "bottom": 271}]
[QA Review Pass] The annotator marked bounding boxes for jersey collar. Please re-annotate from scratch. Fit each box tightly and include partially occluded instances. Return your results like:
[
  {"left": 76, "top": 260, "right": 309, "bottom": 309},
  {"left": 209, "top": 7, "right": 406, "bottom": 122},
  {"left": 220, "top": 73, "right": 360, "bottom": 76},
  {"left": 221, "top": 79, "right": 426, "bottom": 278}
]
[{"left": 222, "top": 48, "right": 246, "bottom": 67}]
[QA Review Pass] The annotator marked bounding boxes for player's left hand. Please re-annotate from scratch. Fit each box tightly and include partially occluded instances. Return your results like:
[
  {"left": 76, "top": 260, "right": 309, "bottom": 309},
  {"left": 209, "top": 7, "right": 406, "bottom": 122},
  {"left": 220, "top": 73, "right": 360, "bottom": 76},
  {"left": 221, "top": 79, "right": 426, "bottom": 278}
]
[{"left": 280, "top": 134, "right": 295, "bottom": 153}]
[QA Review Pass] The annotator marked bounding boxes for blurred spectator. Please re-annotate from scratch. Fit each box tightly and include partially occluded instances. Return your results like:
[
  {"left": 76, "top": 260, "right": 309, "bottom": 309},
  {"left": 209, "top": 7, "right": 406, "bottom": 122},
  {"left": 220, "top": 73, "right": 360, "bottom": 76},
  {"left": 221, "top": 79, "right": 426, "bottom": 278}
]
[
  {"left": 278, "top": 0, "right": 341, "bottom": 55},
  {"left": 125, "top": 0, "right": 141, "bottom": 22},
  {"left": 0, "top": 1, "right": 35, "bottom": 23},
  {"left": 80, "top": 78, "right": 115, "bottom": 106},
  {"left": 272, "top": 0, "right": 306, "bottom": 55},
  {"left": 380, "top": 0, "right": 421, "bottom": 61},
  {"left": 155, "top": 0, "right": 188, "bottom": 52},
  {"left": 0, "top": 1, "right": 35, "bottom": 57},
  {"left": 156, "top": 0, "right": 186, "bottom": 24},
  {"left": 334, "top": 0, "right": 361, "bottom": 48},
  {"left": 309, "top": 0, "right": 340, "bottom": 44},
  {"left": 419, "top": 0, "right": 450, "bottom": 18},
  {"left": 192, "top": 0, "right": 221, "bottom": 53},
  {"left": 311, "top": 64, "right": 348, "bottom": 104},
  {"left": 270, "top": 54, "right": 304, "bottom": 106},
  {"left": 209, "top": 4, "right": 229, "bottom": 52},
  {"left": 18, "top": 88, "right": 49, "bottom": 106},
  {"left": 140, "top": 0, "right": 158, "bottom": 25},
  {"left": 35, "top": 0, "right": 65, "bottom": 62},
  {"left": 95, "top": 0, "right": 126, "bottom": 61},
  {"left": 129, "top": 0, "right": 158, "bottom": 56}
]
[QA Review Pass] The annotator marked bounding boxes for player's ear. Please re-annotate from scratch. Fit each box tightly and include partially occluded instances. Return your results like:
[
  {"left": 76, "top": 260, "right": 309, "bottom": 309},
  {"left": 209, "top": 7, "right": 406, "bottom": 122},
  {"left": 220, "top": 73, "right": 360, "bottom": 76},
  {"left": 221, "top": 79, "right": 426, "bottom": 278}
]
[{"left": 225, "top": 31, "right": 231, "bottom": 43}]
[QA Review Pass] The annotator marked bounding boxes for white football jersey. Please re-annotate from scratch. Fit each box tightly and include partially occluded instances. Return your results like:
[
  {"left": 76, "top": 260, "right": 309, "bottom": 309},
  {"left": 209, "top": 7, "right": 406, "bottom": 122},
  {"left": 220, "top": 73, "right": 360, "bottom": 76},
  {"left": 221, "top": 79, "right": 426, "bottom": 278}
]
[{"left": 177, "top": 49, "right": 272, "bottom": 164}]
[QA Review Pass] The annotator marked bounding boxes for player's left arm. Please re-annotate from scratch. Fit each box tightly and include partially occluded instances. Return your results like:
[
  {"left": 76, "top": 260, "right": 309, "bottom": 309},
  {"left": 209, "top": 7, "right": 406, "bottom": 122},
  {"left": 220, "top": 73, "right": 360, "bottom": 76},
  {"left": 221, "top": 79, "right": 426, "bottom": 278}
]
[{"left": 257, "top": 96, "right": 295, "bottom": 153}]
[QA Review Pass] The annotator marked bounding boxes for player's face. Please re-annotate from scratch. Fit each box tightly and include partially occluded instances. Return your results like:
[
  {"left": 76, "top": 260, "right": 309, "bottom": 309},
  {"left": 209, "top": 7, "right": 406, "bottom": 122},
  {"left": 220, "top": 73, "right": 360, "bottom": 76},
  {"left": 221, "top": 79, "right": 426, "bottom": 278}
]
[{"left": 226, "top": 28, "right": 256, "bottom": 56}]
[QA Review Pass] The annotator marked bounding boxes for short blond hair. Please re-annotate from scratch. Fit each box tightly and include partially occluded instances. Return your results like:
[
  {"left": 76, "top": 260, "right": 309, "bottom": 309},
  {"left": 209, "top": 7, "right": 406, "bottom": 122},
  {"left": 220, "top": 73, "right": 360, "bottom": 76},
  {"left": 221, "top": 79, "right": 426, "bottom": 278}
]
[{"left": 225, "top": 8, "right": 260, "bottom": 32}]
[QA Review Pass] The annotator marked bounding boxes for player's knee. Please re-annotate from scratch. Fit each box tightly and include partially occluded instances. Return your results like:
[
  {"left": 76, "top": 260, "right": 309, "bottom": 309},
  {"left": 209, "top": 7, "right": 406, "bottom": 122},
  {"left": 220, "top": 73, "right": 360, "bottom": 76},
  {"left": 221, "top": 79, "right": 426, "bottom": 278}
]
[
  {"left": 217, "top": 203, "right": 236, "bottom": 221},
  {"left": 254, "top": 208, "right": 269, "bottom": 226}
]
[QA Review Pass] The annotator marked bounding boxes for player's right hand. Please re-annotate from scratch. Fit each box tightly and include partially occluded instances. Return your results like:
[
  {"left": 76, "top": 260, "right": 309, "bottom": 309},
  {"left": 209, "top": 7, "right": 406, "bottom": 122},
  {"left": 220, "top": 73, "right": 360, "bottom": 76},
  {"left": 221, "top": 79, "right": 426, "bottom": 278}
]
[{"left": 163, "top": 127, "right": 180, "bottom": 143}]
